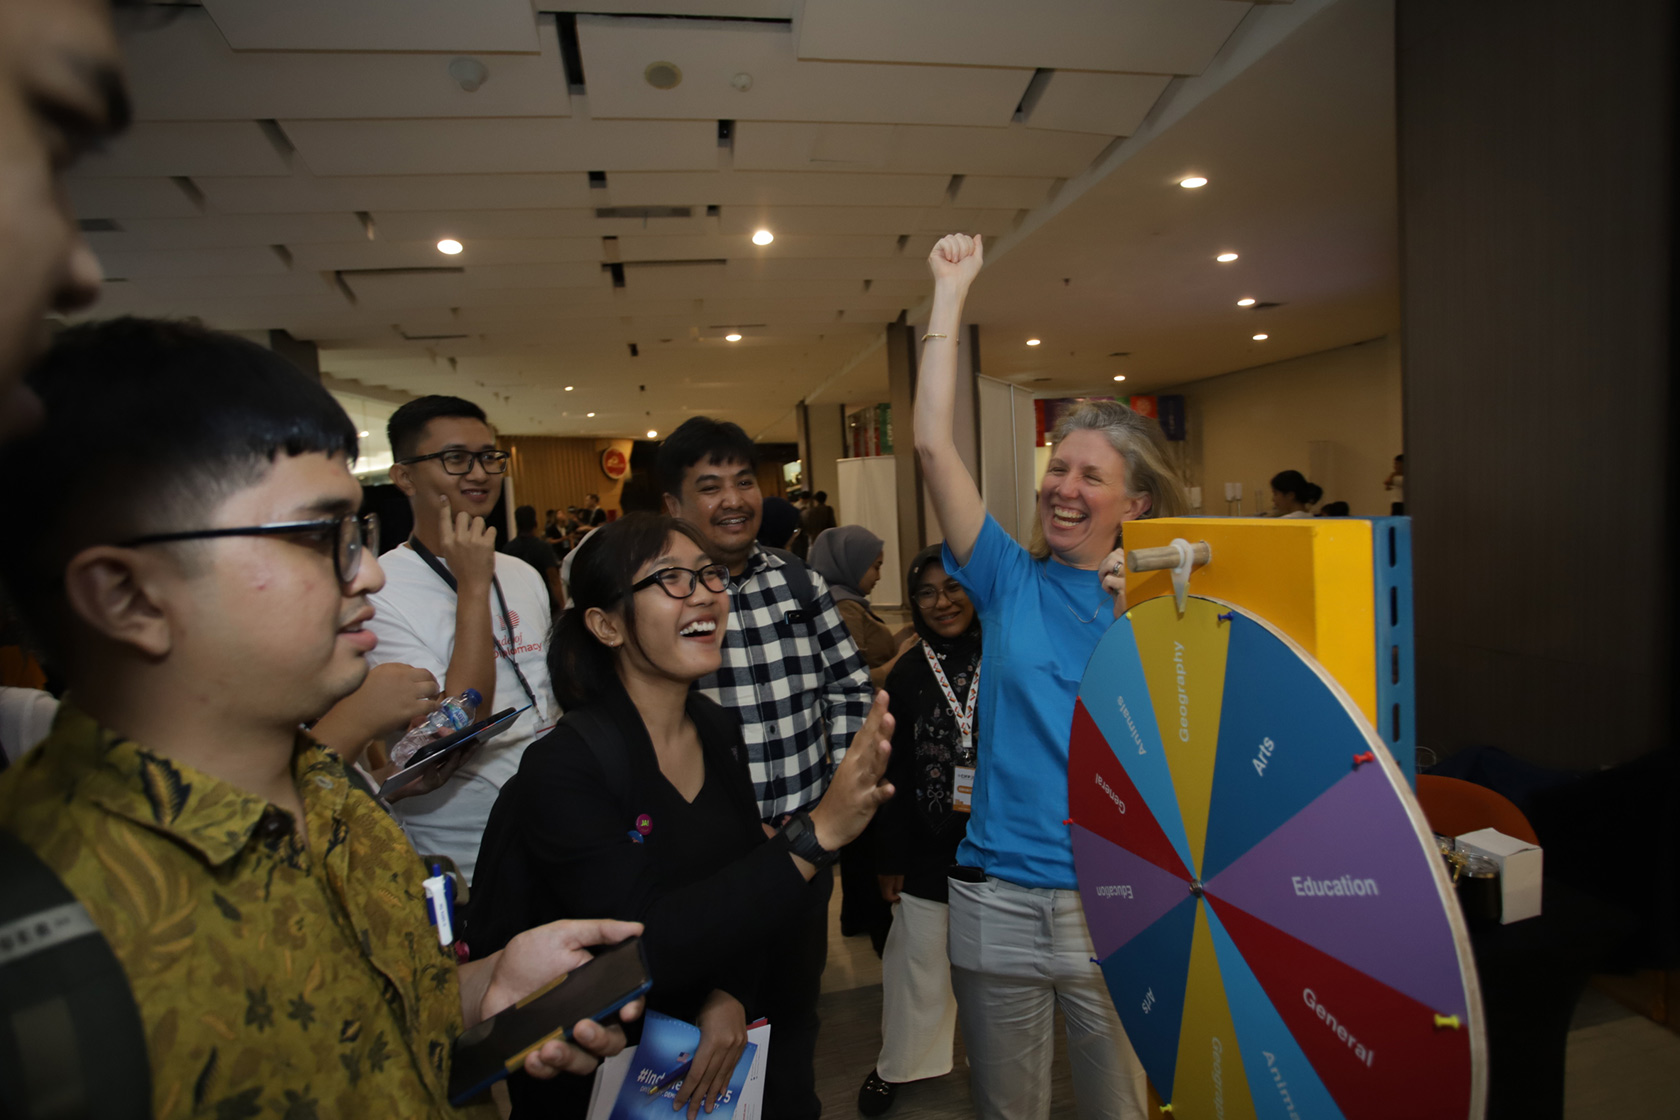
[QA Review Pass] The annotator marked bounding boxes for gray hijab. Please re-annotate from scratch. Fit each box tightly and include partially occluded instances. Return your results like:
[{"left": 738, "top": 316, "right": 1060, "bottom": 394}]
[{"left": 809, "top": 524, "right": 883, "bottom": 609}]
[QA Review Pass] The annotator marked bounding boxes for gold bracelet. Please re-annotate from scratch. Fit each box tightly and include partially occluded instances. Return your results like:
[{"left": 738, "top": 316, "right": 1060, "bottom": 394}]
[{"left": 921, "top": 332, "right": 949, "bottom": 342}]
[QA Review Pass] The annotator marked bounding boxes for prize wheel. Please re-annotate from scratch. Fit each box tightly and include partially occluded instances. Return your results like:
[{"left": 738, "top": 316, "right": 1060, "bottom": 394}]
[{"left": 1068, "top": 595, "right": 1485, "bottom": 1120}]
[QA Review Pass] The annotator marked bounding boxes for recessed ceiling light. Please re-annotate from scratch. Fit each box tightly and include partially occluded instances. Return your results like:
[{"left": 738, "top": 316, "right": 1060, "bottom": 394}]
[
  {"left": 1179, "top": 176, "right": 1208, "bottom": 189},
  {"left": 564, "top": 385, "right": 574, "bottom": 391},
  {"left": 725, "top": 332, "right": 743, "bottom": 342},
  {"left": 644, "top": 61, "right": 682, "bottom": 90},
  {"left": 647, "top": 429, "right": 659, "bottom": 438},
  {"left": 1216, "top": 252, "right": 1238, "bottom": 263},
  {"left": 1252, "top": 333, "right": 1269, "bottom": 341},
  {"left": 587, "top": 412, "right": 596, "bottom": 418},
  {"left": 1026, "top": 338, "right": 1041, "bottom": 346},
  {"left": 358, "top": 430, "right": 370, "bottom": 438},
  {"left": 1236, "top": 297, "right": 1257, "bottom": 307},
  {"left": 1113, "top": 374, "right": 1127, "bottom": 382},
  {"left": 751, "top": 229, "right": 774, "bottom": 246},
  {"left": 437, "top": 238, "right": 463, "bottom": 255}
]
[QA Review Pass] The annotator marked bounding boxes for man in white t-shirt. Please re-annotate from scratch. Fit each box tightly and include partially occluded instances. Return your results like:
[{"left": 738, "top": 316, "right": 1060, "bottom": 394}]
[{"left": 370, "top": 395, "right": 558, "bottom": 880}]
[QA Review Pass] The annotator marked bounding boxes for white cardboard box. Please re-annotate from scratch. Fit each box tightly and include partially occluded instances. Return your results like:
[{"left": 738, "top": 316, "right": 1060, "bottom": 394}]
[{"left": 1456, "top": 827, "right": 1543, "bottom": 924}]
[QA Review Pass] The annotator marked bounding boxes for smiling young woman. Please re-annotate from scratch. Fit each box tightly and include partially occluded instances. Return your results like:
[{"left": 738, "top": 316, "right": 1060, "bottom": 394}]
[
  {"left": 911, "top": 234, "right": 1188, "bottom": 1120},
  {"left": 469, "top": 513, "right": 897, "bottom": 1119}
]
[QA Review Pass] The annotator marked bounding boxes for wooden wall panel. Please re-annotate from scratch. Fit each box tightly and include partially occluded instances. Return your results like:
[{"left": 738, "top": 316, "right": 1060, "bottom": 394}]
[
  {"left": 1398, "top": 0, "right": 1675, "bottom": 769},
  {"left": 500, "top": 436, "right": 634, "bottom": 519}
]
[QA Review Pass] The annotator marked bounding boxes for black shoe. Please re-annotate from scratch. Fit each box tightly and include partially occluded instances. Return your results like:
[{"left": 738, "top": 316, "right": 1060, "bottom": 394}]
[{"left": 857, "top": 1070, "right": 897, "bottom": 1117}]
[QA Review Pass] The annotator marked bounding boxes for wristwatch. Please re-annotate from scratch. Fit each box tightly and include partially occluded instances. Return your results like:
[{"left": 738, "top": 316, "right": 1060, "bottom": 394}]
[{"left": 781, "top": 811, "right": 839, "bottom": 870}]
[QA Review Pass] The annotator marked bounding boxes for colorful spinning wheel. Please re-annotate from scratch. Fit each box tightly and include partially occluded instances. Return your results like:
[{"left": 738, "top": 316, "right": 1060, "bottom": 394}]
[{"left": 1069, "top": 596, "right": 1484, "bottom": 1119}]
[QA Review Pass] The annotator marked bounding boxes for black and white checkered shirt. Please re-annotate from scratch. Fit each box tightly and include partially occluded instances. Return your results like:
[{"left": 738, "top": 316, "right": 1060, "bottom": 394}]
[{"left": 697, "top": 545, "right": 873, "bottom": 821}]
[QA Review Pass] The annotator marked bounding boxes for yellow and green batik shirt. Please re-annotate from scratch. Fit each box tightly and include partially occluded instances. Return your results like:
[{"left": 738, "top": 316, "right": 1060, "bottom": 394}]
[{"left": 0, "top": 704, "right": 496, "bottom": 1119}]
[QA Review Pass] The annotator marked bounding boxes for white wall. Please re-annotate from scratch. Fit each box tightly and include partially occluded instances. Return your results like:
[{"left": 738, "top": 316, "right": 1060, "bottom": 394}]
[{"left": 1177, "top": 336, "right": 1403, "bottom": 517}]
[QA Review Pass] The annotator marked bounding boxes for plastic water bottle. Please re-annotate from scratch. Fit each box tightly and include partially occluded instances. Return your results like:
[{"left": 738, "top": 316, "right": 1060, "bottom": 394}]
[{"left": 390, "top": 688, "right": 482, "bottom": 768}]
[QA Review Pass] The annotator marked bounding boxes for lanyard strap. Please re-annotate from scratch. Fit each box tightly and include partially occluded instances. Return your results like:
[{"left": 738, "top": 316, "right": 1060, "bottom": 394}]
[
  {"left": 923, "top": 644, "right": 979, "bottom": 746},
  {"left": 407, "top": 536, "right": 540, "bottom": 713}
]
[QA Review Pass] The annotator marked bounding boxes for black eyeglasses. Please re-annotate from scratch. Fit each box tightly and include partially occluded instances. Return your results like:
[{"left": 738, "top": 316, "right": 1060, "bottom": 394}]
[
  {"left": 395, "top": 449, "right": 510, "bottom": 475},
  {"left": 912, "top": 580, "right": 969, "bottom": 608},
  {"left": 631, "top": 563, "right": 731, "bottom": 599},
  {"left": 117, "top": 513, "right": 380, "bottom": 587}
]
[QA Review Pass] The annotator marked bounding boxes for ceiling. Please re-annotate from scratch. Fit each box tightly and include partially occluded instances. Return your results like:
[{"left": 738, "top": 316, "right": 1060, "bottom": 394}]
[{"left": 67, "top": 0, "right": 1396, "bottom": 443}]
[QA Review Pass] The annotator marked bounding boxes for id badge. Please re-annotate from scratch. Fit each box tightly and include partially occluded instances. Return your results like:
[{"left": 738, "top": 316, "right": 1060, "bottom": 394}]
[{"left": 953, "top": 765, "right": 976, "bottom": 813}]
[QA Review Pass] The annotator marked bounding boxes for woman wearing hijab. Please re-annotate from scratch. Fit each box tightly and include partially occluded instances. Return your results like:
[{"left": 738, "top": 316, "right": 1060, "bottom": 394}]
[
  {"left": 809, "top": 525, "right": 914, "bottom": 688},
  {"left": 857, "top": 546, "right": 981, "bottom": 1117}
]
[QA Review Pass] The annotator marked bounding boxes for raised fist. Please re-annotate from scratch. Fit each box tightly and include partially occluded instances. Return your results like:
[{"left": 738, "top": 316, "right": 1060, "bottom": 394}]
[{"left": 928, "top": 233, "right": 984, "bottom": 289}]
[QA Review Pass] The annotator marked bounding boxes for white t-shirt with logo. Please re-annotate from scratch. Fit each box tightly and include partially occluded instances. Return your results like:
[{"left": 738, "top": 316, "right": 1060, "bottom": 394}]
[{"left": 366, "top": 545, "right": 559, "bottom": 881}]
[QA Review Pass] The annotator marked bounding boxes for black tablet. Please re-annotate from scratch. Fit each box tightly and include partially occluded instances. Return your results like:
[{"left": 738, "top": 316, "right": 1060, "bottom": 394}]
[{"left": 376, "top": 705, "right": 525, "bottom": 798}]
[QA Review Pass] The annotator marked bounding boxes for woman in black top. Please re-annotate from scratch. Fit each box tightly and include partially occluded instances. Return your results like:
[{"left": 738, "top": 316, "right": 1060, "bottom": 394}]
[
  {"left": 858, "top": 545, "right": 982, "bottom": 1117},
  {"left": 471, "top": 513, "right": 895, "bottom": 1119}
]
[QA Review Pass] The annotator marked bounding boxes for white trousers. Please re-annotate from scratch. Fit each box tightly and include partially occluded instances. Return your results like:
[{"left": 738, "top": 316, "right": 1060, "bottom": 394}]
[
  {"left": 876, "top": 894, "right": 959, "bottom": 1083},
  {"left": 947, "top": 875, "right": 1148, "bottom": 1120}
]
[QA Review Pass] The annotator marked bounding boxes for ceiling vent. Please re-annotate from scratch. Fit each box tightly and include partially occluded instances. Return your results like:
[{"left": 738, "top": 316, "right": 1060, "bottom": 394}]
[{"left": 595, "top": 206, "right": 692, "bottom": 219}]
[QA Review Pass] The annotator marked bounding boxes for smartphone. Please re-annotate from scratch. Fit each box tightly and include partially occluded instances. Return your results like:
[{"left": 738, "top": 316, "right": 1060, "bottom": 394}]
[
  {"left": 447, "top": 936, "right": 652, "bottom": 1105},
  {"left": 377, "top": 706, "right": 524, "bottom": 799}
]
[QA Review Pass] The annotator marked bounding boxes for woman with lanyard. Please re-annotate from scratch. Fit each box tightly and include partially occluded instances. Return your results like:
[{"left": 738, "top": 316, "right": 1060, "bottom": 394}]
[
  {"left": 857, "top": 544, "right": 981, "bottom": 1117},
  {"left": 914, "top": 234, "right": 1188, "bottom": 1120}
]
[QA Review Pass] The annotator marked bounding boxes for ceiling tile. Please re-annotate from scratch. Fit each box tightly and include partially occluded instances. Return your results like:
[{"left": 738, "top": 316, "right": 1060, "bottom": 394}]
[
  {"left": 287, "top": 237, "right": 603, "bottom": 271},
  {"left": 196, "top": 171, "right": 599, "bottom": 214},
  {"left": 124, "top": 10, "right": 570, "bottom": 122},
  {"left": 796, "top": 0, "right": 1251, "bottom": 74},
  {"left": 734, "top": 121, "right": 1114, "bottom": 177},
  {"left": 67, "top": 178, "right": 201, "bottom": 220},
  {"left": 370, "top": 208, "right": 708, "bottom": 241},
  {"left": 85, "top": 213, "right": 369, "bottom": 252},
  {"left": 201, "top": 0, "right": 542, "bottom": 52},
  {"left": 94, "top": 246, "right": 296, "bottom": 280},
  {"left": 70, "top": 122, "right": 293, "bottom": 178},
  {"left": 715, "top": 206, "right": 1018, "bottom": 237},
  {"left": 284, "top": 118, "right": 720, "bottom": 176},
  {"left": 578, "top": 16, "right": 1029, "bottom": 127},
  {"left": 1025, "top": 72, "right": 1174, "bottom": 136},
  {"left": 950, "top": 176, "right": 1058, "bottom": 208},
  {"left": 605, "top": 170, "right": 949, "bottom": 207}
]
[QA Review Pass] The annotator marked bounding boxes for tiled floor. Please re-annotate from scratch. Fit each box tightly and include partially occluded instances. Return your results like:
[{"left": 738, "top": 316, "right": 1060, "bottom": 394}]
[{"left": 813, "top": 891, "right": 1680, "bottom": 1119}]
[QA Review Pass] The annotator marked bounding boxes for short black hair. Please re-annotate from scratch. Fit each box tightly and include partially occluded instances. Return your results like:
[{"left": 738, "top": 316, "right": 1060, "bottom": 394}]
[
  {"left": 814, "top": 491, "right": 828, "bottom": 504},
  {"left": 387, "top": 395, "right": 488, "bottom": 461},
  {"left": 587, "top": 493, "right": 599, "bottom": 502},
  {"left": 656, "top": 416, "right": 758, "bottom": 497},
  {"left": 547, "top": 513, "right": 710, "bottom": 708},
  {"left": 514, "top": 504, "right": 538, "bottom": 532},
  {"left": 618, "top": 472, "right": 666, "bottom": 514},
  {"left": 0, "top": 317, "right": 357, "bottom": 660}
]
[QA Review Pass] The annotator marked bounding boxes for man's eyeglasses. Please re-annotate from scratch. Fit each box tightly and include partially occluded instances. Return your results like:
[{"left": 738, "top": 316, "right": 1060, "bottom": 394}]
[
  {"left": 396, "top": 449, "right": 510, "bottom": 476},
  {"left": 117, "top": 513, "right": 380, "bottom": 587},
  {"left": 912, "top": 580, "right": 969, "bottom": 608},
  {"left": 632, "top": 564, "right": 731, "bottom": 600}
]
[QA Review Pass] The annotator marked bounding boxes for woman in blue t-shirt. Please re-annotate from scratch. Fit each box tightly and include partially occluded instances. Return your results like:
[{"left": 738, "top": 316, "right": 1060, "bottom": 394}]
[{"left": 913, "top": 233, "right": 1188, "bottom": 1120}]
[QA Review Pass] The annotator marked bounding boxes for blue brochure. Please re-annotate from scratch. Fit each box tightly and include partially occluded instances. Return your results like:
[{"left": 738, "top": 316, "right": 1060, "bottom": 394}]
[{"left": 609, "top": 1011, "right": 756, "bottom": 1120}]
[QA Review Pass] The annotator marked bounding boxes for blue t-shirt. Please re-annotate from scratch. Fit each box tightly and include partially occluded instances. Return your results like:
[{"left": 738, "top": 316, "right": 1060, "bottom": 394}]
[{"left": 944, "top": 514, "right": 1115, "bottom": 889}]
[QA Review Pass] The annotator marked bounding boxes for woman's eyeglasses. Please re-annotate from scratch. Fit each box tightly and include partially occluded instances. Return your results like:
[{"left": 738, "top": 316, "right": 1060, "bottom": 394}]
[
  {"left": 395, "top": 449, "right": 511, "bottom": 475},
  {"left": 632, "top": 563, "right": 731, "bottom": 599},
  {"left": 912, "top": 581, "right": 969, "bottom": 608},
  {"left": 117, "top": 513, "right": 381, "bottom": 587}
]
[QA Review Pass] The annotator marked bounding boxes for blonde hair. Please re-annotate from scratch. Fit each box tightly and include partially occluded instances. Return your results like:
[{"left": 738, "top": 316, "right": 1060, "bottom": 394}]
[{"left": 1027, "top": 400, "right": 1189, "bottom": 561}]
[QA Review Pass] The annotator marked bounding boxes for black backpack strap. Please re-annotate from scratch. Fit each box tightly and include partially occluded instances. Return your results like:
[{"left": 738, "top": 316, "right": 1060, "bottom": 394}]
[
  {"left": 0, "top": 830, "right": 151, "bottom": 1119},
  {"left": 760, "top": 547, "right": 818, "bottom": 613},
  {"left": 562, "top": 707, "right": 635, "bottom": 820}
]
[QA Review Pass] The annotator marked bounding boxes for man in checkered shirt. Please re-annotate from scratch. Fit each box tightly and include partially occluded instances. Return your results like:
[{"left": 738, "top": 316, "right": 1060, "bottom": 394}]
[{"left": 660, "top": 416, "right": 872, "bottom": 1120}]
